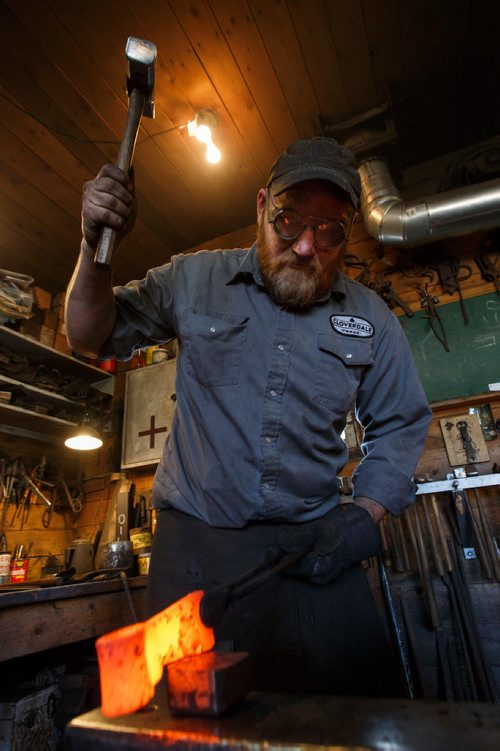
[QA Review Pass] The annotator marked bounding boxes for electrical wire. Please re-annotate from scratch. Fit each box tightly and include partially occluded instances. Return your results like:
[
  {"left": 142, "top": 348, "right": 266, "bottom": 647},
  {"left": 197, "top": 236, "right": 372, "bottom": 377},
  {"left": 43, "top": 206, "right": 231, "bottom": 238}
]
[{"left": 0, "top": 89, "right": 189, "bottom": 146}]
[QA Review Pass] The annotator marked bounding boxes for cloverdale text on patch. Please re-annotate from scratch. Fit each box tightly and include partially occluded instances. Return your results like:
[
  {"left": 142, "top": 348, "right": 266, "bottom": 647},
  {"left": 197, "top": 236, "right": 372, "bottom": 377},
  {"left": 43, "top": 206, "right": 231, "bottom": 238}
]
[{"left": 331, "top": 315, "right": 374, "bottom": 337}]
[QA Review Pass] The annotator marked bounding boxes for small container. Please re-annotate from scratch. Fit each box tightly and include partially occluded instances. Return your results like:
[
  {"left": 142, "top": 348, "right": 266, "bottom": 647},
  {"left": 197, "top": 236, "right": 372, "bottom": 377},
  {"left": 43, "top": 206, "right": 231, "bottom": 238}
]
[
  {"left": 137, "top": 551, "right": 151, "bottom": 575},
  {"left": 145, "top": 346, "right": 159, "bottom": 365},
  {"left": 10, "top": 558, "right": 28, "bottom": 583},
  {"left": 99, "top": 357, "right": 117, "bottom": 374},
  {"left": 129, "top": 526, "right": 152, "bottom": 554},
  {"left": 0, "top": 551, "right": 12, "bottom": 585},
  {"left": 152, "top": 348, "right": 168, "bottom": 363}
]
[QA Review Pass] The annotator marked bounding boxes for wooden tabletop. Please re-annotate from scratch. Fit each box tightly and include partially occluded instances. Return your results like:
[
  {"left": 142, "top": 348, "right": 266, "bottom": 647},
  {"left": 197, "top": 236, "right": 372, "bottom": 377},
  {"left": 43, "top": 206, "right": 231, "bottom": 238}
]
[{"left": 0, "top": 575, "right": 147, "bottom": 662}]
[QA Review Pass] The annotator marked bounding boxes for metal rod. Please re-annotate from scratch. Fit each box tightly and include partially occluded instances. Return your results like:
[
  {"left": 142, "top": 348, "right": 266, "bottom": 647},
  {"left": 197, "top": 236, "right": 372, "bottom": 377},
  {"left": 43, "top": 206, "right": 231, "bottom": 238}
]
[
  {"left": 462, "top": 490, "right": 494, "bottom": 580},
  {"left": 409, "top": 506, "right": 455, "bottom": 701},
  {"left": 400, "top": 595, "right": 429, "bottom": 699},
  {"left": 395, "top": 515, "right": 411, "bottom": 572},
  {"left": 472, "top": 487, "right": 500, "bottom": 581},
  {"left": 429, "top": 493, "right": 454, "bottom": 573},
  {"left": 442, "top": 574, "right": 478, "bottom": 701},
  {"left": 379, "top": 517, "right": 392, "bottom": 568},
  {"left": 388, "top": 515, "right": 405, "bottom": 572},
  {"left": 421, "top": 496, "right": 445, "bottom": 578},
  {"left": 120, "top": 571, "right": 138, "bottom": 624},
  {"left": 447, "top": 539, "right": 497, "bottom": 702},
  {"left": 378, "top": 556, "right": 416, "bottom": 698}
]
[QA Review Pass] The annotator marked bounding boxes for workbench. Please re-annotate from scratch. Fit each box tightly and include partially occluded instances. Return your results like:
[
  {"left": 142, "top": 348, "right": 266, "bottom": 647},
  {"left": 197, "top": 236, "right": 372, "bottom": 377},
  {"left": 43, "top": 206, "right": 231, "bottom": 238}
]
[
  {"left": 0, "top": 575, "right": 146, "bottom": 662},
  {"left": 65, "top": 688, "right": 500, "bottom": 751}
]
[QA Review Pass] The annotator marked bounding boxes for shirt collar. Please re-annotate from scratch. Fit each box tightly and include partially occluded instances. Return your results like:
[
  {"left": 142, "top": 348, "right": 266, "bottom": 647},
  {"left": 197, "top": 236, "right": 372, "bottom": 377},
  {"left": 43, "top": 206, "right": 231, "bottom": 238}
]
[
  {"left": 227, "top": 244, "right": 264, "bottom": 286},
  {"left": 227, "top": 243, "right": 347, "bottom": 301}
]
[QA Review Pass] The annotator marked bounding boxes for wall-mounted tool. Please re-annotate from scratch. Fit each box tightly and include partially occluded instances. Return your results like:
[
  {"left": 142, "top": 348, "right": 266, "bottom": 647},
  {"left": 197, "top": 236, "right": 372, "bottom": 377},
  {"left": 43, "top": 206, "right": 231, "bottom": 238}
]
[
  {"left": 434, "top": 256, "right": 472, "bottom": 325},
  {"left": 417, "top": 284, "right": 449, "bottom": 351}
]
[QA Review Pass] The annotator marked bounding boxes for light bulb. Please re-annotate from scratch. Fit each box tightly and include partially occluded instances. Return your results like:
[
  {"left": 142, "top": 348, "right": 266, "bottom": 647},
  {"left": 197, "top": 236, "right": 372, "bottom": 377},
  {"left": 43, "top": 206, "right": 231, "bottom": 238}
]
[
  {"left": 195, "top": 124, "right": 212, "bottom": 144},
  {"left": 206, "top": 141, "right": 221, "bottom": 164}
]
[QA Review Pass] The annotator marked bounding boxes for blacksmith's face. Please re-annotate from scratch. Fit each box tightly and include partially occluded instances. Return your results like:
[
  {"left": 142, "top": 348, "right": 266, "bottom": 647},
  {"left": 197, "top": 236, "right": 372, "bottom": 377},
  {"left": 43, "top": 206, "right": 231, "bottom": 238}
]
[{"left": 256, "top": 180, "right": 354, "bottom": 310}]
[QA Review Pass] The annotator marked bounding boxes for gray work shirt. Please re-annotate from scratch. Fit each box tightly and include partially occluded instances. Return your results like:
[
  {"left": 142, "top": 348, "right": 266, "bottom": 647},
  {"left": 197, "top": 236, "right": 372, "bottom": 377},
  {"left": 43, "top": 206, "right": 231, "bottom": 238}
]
[{"left": 102, "top": 245, "right": 431, "bottom": 527}]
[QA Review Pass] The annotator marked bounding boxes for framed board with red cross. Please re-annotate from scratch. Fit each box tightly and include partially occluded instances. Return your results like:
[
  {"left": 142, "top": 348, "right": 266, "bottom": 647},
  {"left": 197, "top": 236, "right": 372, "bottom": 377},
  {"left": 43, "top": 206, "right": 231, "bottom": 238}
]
[{"left": 121, "top": 359, "right": 177, "bottom": 469}]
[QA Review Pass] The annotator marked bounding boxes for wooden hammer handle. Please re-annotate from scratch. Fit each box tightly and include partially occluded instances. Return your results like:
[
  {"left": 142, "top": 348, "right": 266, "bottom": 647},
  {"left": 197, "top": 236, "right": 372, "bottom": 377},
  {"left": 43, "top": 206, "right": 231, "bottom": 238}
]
[{"left": 94, "top": 87, "right": 145, "bottom": 268}]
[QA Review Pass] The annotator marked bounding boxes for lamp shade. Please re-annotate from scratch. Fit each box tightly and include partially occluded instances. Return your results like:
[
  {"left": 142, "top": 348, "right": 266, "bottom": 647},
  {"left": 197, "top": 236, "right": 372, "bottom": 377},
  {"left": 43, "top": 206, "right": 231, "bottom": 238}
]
[{"left": 65, "top": 415, "right": 103, "bottom": 450}]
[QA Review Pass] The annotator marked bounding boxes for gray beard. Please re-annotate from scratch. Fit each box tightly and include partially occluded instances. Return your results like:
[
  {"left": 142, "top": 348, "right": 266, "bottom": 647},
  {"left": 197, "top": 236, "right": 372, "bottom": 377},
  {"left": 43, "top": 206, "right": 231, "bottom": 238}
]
[{"left": 257, "top": 223, "right": 333, "bottom": 309}]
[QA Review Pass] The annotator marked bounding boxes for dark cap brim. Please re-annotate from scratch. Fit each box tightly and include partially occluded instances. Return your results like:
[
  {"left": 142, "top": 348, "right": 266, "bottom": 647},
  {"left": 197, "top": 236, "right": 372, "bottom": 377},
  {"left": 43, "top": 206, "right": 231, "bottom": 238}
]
[{"left": 269, "top": 165, "right": 360, "bottom": 207}]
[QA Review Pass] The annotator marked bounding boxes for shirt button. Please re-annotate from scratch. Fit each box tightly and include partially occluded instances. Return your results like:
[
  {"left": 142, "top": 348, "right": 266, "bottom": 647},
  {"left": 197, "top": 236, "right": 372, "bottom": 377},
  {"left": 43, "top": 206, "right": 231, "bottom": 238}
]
[
  {"left": 270, "top": 390, "right": 277, "bottom": 397},
  {"left": 278, "top": 344, "right": 285, "bottom": 351},
  {"left": 346, "top": 353, "right": 352, "bottom": 359},
  {"left": 209, "top": 326, "right": 216, "bottom": 332},
  {"left": 265, "top": 436, "right": 272, "bottom": 443}
]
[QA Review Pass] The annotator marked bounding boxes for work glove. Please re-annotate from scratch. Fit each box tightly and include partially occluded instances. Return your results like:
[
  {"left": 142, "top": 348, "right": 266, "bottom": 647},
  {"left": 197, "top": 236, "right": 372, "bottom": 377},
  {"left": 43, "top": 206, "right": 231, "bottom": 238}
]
[{"left": 278, "top": 503, "right": 381, "bottom": 585}]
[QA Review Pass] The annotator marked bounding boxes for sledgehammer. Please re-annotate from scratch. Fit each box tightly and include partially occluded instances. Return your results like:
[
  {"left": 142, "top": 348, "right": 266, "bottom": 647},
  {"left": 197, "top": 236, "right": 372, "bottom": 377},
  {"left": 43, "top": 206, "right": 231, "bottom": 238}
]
[{"left": 94, "top": 36, "right": 157, "bottom": 269}]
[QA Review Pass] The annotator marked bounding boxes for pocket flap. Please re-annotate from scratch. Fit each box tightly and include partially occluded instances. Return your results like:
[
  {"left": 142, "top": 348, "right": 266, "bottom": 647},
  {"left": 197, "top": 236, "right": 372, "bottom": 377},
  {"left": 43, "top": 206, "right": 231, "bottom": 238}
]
[{"left": 318, "top": 333, "right": 374, "bottom": 366}]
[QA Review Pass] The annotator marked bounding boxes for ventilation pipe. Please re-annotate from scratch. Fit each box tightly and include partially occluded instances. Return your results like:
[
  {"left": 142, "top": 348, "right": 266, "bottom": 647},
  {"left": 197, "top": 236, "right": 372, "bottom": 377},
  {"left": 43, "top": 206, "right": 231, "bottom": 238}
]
[{"left": 358, "top": 157, "right": 500, "bottom": 247}]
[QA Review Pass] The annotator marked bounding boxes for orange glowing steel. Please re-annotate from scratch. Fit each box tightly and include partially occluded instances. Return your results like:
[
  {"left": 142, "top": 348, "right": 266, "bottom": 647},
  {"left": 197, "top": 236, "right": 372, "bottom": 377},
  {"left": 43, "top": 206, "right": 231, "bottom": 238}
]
[{"left": 95, "top": 590, "right": 214, "bottom": 717}]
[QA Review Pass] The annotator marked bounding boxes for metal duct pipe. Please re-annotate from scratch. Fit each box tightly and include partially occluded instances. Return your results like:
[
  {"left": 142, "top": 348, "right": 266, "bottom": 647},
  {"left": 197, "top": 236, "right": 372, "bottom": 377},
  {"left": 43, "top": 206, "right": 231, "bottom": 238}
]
[{"left": 359, "top": 157, "right": 500, "bottom": 247}]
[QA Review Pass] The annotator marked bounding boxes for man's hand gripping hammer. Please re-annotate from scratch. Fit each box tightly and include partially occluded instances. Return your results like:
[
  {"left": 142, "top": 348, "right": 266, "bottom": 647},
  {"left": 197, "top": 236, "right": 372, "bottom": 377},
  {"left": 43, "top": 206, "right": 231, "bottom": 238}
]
[{"left": 94, "top": 36, "right": 156, "bottom": 269}]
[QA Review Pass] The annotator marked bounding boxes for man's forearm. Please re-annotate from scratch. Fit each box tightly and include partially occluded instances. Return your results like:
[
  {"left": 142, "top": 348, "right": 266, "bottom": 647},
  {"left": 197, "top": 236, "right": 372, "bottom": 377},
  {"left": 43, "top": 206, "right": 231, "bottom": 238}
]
[{"left": 65, "top": 240, "right": 117, "bottom": 358}]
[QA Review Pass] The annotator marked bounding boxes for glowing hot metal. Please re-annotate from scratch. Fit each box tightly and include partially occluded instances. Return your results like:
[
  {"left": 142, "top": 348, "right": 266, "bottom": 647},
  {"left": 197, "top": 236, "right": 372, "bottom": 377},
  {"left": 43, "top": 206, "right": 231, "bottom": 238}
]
[{"left": 96, "top": 590, "right": 214, "bottom": 717}]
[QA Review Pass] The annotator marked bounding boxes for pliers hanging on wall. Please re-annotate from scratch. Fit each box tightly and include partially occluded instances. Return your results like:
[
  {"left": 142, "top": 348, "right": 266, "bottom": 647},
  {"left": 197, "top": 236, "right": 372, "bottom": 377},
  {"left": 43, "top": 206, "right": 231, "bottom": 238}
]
[
  {"left": 342, "top": 254, "right": 372, "bottom": 286},
  {"left": 475, "top": 239, "right": 500, "bottom": 293},
  {"left": 434, "top": 257, "right": 472, "bottom": 325},
  {"left": 416, "top": 284, "right": 449, "bottom": 352}
]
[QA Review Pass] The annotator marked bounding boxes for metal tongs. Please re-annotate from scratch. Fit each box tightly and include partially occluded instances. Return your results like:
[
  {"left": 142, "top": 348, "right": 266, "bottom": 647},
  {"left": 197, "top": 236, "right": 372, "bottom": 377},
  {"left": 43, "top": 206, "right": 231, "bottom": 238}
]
[{"left": 200, "top": 547, "right": 310, "bottom": 627}]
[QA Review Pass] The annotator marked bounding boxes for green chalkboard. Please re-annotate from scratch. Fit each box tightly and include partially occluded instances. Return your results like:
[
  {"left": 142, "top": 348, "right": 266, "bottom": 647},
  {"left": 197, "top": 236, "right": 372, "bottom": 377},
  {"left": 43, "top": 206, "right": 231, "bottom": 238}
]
[{"left": 399, "top": 292, "right": 500, "bottom": 403}]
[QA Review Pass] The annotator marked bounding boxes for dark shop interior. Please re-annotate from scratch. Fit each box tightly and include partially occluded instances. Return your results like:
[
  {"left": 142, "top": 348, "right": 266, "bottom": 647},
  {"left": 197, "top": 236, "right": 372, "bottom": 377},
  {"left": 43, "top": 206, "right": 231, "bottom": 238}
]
[{"left": 0, "top": 1, "right": 499, "bottom": 749}]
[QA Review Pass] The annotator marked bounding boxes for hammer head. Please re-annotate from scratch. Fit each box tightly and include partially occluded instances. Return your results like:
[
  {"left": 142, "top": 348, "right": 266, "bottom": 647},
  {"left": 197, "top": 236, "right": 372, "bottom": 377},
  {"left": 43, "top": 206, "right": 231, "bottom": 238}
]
[{"left": 125, "top": 36, "right": 156, "bottom": 118}]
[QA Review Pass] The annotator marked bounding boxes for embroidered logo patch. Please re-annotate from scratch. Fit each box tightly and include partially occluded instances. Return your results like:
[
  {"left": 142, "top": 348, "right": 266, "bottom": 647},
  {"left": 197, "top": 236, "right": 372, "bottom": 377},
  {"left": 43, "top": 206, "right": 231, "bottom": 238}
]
[{"left": 330, "top": 315, "right": 374, "bottom": 338}]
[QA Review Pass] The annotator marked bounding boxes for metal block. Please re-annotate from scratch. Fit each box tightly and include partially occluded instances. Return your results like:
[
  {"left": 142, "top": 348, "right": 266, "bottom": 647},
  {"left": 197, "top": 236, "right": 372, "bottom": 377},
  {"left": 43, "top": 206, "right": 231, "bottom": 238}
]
[{"left": 166, "top": 651, "right": 252, "bottom": 716}]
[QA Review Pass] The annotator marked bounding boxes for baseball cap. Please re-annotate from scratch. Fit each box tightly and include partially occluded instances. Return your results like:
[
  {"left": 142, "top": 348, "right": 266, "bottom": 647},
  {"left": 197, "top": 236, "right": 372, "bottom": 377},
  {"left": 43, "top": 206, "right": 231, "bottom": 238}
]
[{"left": 266, "top": 137, "right": 361, "bottom": 207}]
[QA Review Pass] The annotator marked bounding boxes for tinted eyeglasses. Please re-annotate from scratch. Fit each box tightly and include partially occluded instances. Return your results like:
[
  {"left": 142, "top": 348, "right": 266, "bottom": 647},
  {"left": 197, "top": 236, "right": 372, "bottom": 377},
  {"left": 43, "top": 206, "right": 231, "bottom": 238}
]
[{"left": 268, "top": 195, "right": 353, "bottom": 250}]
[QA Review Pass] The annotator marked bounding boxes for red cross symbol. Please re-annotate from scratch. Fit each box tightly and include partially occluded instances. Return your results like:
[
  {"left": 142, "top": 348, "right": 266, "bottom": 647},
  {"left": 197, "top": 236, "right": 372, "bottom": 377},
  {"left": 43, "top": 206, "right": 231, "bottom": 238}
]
[{"left": 138, "top": 415, "right": 167, "bottom": 449}]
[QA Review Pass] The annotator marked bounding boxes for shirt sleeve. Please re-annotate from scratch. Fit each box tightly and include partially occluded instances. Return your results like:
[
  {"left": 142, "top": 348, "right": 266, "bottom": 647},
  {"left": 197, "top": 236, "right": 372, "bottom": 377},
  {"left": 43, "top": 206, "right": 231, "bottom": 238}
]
[
  {"left": 99, "top": 261, "right": 178, "bottom": 361},
  {"left": 351, "top": 310, "right": 432, "bottom": 515}
]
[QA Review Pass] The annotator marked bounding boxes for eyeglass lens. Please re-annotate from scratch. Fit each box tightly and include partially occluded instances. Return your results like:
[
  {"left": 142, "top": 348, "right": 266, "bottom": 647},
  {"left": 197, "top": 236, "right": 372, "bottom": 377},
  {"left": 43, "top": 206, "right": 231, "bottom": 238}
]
[{"left": 273, "top": 209, "right": 346, "bottom": 248}]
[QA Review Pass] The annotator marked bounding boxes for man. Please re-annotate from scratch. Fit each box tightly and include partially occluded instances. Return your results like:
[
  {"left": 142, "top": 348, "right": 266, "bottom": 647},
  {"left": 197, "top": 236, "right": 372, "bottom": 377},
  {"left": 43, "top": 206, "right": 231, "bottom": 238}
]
[{"left": 66, "top": 138, "right": 431, "bottom": 697}]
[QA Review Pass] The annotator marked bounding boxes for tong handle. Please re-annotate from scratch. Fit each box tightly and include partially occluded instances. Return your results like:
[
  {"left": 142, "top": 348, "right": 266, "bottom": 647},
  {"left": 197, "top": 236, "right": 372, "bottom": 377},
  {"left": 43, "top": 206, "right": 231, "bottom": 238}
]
[{"left": 200, "top": 547, "right": 310, "bottom": 628}]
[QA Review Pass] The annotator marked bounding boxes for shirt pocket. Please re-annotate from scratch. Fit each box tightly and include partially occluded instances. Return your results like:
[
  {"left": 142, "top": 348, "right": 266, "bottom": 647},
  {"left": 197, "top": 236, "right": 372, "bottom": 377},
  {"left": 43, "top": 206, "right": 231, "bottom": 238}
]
[
  {"left": 313, "top": 333, "right": 374, "bottom": 412},
  {"left": 183, "top": 308, "right": 249, "bottom": 387}
]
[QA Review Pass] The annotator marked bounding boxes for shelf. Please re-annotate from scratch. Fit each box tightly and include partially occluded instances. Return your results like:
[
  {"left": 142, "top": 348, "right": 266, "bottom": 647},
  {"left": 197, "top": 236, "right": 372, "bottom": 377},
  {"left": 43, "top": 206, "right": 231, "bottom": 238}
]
[
  {"left": 0, "top": 324, "right": 113, "bottom": 444},
  {"left": 0, "top": 374, "right": 84, "bottom": 410},
  {"left": 0, "top": 324, "right": 108, "bottom": 384},
  {"left": 0, "top": 402, "right": 77, "bottom": 442}
]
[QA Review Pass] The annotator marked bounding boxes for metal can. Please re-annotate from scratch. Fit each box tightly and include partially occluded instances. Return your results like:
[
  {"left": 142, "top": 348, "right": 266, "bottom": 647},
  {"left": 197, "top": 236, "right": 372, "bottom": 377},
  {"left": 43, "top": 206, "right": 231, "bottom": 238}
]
[
  {"left": 137, "top": 552, "right": 151, "bottom": 575},
  {"left": 10, "top": 558, "right": 28, "bottom": 583},
  {"left": 129, "top": 527, "right": 152, "bottom": 554}
]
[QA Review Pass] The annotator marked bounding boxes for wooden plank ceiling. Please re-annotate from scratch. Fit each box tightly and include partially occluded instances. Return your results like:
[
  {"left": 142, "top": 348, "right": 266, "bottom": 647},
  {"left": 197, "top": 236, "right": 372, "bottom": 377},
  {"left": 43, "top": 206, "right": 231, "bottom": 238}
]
[{"left": 0, "top": 0, "right": 499, "bottom": 293}]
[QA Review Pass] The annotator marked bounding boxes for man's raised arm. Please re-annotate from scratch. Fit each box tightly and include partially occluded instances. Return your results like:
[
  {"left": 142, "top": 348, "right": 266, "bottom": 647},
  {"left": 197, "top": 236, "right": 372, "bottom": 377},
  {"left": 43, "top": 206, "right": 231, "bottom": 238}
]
[{"left": 65, "top": 164, "right": 136, "bottom": 358}]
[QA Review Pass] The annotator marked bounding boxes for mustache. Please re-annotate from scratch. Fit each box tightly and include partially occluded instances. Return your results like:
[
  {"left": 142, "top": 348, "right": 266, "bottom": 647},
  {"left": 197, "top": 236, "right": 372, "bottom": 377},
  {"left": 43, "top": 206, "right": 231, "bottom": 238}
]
[{"left": 273, "top": 248, "right": 319, "bottom": 270}]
